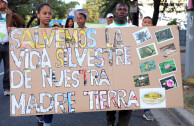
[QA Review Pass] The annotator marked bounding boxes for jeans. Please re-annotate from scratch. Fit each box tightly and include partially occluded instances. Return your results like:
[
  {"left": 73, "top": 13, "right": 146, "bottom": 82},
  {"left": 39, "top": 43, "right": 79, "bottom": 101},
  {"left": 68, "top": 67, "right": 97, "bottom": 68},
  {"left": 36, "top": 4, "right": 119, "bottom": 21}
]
[
  {"left": 144, "top": 109, "right": 150, "bottom": 113},
  {"left": 44, "top": 114, "right": 53, "bottom": 123},
  {"left": 106, "top": 110, "right": 132, "bottom": 126},
  {"left": 0, "top": 43, "right": 10, "bottom": 90},
  {"left": 37, "top": 114, "right": 53, "bottom": 123}
]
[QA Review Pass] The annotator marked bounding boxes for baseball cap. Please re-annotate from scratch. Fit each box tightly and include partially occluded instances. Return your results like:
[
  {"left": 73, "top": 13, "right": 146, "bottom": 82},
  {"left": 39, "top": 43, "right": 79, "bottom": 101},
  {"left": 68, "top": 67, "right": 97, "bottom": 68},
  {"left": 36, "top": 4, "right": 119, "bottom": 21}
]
[
  {"left": 106, "top": 13, "right": 114, "bottom": 18},
  {"left": 2, "top": 0, "right": 8, "bottom": 4}
]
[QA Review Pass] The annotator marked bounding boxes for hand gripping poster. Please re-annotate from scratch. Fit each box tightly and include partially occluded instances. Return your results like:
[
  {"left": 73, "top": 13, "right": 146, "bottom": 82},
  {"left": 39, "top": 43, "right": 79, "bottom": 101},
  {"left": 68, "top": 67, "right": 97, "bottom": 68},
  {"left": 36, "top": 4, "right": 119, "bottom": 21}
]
[{"left": 9, "top": 26, "right": 183, "bottom": 116}]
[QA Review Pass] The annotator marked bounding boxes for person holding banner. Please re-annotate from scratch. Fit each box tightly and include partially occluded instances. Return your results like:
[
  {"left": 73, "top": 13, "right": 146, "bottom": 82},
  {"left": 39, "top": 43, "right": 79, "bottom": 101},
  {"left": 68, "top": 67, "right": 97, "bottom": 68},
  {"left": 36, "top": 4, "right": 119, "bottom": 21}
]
[
  {"left": 34, "top": 3, "right": 53, "bottom": 126},
  {"left": 0, "top": 0, "right": 24, "bottom": 96},
  {"left": 105, "top": 3, "right": 136, "bottom": 126}
]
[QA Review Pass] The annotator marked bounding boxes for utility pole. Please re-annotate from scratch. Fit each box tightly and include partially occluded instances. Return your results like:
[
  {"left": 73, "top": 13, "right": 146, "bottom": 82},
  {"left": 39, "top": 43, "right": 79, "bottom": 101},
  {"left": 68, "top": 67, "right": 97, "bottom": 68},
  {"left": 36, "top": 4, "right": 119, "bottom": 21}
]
[{"left": 185, "top": 0, "right": 194, "bottom": 77}]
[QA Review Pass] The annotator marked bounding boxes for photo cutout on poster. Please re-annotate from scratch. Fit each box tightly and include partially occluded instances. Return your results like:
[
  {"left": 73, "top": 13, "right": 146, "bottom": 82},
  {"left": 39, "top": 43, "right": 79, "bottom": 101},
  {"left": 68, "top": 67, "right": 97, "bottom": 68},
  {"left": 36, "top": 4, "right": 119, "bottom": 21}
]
[
  {"left": 159, "top": 75, "right": 178, "bottom": 90},
  {"left": 137, "top": 43, "right": 158, "bottom": 60},
  {"left": 159, "top": 59, "right": 177, "bottom": 75},
  {"left": 155, "top": 27, "right": 174, "bottom": 43},
  {"left": 133, "top": 27, "right": 152, "bottom": 45},
  {"left": 133, "top": 74, "right": 150, "bottom": 87},
  {"left": 160, "top": 43, "right": 177, "bottom": 58},
  {"left": 140, "top": 88, "right": 166, "bottom": 108},
  {"left": 139, "top": 60, "right": 157, "bottom": 73}
]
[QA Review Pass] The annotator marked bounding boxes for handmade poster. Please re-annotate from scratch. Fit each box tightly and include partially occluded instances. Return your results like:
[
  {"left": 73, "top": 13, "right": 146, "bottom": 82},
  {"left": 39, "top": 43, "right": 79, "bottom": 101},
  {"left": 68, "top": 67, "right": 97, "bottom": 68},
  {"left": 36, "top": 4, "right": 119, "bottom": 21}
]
[{"left": 9, "top": 26, "right": 183, "bottom": 116}]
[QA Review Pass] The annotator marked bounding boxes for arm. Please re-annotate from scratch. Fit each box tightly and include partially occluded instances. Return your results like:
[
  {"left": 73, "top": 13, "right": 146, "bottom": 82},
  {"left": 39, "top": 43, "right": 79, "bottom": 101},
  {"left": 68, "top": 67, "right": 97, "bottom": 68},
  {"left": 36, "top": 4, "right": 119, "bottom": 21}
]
[
  {"left": 12, "top": 13, "right": 25, "bottom": 27},
  {"left": 6, "top": 7, "right": 24, "bottom": 27}
]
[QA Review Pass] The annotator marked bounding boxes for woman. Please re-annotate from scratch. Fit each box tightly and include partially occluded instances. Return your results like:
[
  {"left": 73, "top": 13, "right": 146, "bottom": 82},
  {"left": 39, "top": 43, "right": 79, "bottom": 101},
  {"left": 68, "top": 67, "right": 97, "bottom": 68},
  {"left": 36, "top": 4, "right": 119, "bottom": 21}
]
[
  {"left": 35, "top": 3, "right": 53, "bottom": 126},
  {"left": 65, "top": 18, "right": 74, "bottom": 28}
]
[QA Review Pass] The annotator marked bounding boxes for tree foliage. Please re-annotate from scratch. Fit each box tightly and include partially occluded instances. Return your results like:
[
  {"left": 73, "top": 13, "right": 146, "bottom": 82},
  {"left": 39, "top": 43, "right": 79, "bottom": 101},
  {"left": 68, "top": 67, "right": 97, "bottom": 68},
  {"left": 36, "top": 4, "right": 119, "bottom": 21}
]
[
  {"left": 83, "top": 0, "right": 105, "bottom": 23},
  {"left": 8, "top": 0, "right": 79, "bottom": 27}
]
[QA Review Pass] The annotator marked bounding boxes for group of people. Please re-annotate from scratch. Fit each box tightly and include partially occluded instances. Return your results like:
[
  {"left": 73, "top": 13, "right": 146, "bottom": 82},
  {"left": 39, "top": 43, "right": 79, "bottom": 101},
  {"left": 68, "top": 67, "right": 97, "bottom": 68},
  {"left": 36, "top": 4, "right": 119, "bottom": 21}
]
[
  {"left": 52, "top": 13, "right": 87, "bottom": 28},
  {"left": 0, "top": 0, "right": 156, "bottom": 126}
]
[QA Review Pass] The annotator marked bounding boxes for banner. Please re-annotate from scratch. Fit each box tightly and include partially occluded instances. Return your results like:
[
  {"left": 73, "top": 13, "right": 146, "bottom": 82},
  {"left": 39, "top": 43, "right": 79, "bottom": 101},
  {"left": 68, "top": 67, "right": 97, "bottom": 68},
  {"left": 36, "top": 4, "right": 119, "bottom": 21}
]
[
  {"left": 9, "top": 26, "right": 183, "bottom": 116},
  {"left": 98, "top": 18, "right": 107, "bottom": 23}
]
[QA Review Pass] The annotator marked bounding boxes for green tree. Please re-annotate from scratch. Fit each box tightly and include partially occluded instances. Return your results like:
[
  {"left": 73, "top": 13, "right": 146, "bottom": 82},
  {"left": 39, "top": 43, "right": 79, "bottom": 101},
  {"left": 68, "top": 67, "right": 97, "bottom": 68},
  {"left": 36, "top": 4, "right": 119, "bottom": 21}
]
[
  {"left": 83, "top": 0, "right": 104, "bottom": 23},
  {"left": 8, "top": 0, "right": 79, "bottom": 27},
  {"left": 153, "top": 0, "right": 187, "bottom": 26}
]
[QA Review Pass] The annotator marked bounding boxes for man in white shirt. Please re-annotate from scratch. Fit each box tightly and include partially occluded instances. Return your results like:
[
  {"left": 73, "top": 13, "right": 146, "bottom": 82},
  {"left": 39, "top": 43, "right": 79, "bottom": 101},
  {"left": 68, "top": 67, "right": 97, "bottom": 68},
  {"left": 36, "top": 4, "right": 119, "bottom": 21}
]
[
  {"left": 0, "top": 0, "right": 24, "bottom": 96},
  {"left": 105, "top": 3, "right": 136, "bottom": 28},
  {"left": 105, "top": 3, "right": 136, "bottom": 126}
]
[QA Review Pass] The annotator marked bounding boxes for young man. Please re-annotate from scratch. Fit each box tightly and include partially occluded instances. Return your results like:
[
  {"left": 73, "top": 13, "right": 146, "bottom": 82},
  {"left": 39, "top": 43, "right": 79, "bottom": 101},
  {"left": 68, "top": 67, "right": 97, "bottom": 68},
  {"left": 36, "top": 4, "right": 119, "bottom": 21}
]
[
  {"left": 77, "top": 13, "right": 87, "bottom": 28},
  {"left": 106, "top": 13, "right": 114, "bottom": 25},
  {"left": 105, "top": 3, "right": 136, "bottom": 126},
  {"left": 0, "top": 0, "right": 24, "bottom": 96}
]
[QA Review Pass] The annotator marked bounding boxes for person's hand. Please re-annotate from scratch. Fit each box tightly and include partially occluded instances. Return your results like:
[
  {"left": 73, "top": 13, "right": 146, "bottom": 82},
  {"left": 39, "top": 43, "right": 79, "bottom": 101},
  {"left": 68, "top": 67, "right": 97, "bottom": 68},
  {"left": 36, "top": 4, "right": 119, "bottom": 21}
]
[
  {"left": 6, "top": 7, "right": 13, "bottom": 15},
  {"left": 8, "top": 27, "right": 16, "bottom": 34},
  {"left": 176, "top": 26, "right": 180, "bottom": 30}
]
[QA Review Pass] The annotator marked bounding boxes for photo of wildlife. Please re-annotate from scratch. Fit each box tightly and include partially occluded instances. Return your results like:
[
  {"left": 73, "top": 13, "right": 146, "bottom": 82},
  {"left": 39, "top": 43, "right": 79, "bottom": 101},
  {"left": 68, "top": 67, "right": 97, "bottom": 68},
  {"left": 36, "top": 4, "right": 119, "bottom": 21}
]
[
  {"left": 155, "top": 28, "right": 174, "bottom": 43},
  {"left": 159, "top": 59, "right": 177, "bottom": 75},
  {"left": 133, "top": 74, "right": 150, "bottom": 87},
  {"left": 139, "top": 60, "right": 157, "bottom": 73},
  {"left": 159, "top": 75, "right": 178, "bottom": 90},
  {"left": 133, "top": 27, "right": 152, "bottom": 45},
  {"left": 160, "top": 43, "right": 177, "bottom": 58},
  {"left": 137, "top": 43, "right": 158, "bottom": 60}
]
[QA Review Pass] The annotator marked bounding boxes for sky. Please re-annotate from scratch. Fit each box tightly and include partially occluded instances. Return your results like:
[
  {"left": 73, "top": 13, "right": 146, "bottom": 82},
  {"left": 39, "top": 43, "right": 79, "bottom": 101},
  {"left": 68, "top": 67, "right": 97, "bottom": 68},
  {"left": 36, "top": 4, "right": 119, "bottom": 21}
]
[{"left": 63, "top": 0, "right": 85, "bottom": 9}]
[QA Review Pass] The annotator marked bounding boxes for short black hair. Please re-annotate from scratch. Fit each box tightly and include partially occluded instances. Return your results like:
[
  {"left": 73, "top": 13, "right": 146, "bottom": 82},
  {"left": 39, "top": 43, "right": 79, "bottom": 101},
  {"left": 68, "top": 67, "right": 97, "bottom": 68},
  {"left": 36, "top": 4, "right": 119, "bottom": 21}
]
[
  {"left": 116, "top": 3, "right": 128, "bottom": 10},
  {"left": 79, "top": 13, "right": 87, "bottom": 20},
  {"left": 143, "top": 16, "right": 152, "bottom": 21},
  {"left": 37, "top": 3, "right": 51, "bottom": 13}
]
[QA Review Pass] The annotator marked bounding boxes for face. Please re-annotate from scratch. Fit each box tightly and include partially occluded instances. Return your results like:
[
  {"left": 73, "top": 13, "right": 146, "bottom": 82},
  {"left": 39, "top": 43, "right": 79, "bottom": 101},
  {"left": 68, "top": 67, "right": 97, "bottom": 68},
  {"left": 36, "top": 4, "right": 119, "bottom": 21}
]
[
  {"left": 115, "top": 4, "right": 128, "bottom": 22},
  {"left": 77, "top": 14, "right": 86, "bottom": 26},
  {"left": 0, "top": 0, "right": 7, "bottom": 10},
  {"left": 68, "top": 19, "right": 73, "bottom": 28},
  {"left": 107, "top": 17, "right": 114, "bottom": 25},
  {"left": 37, "top": 5, "right": 52, "bottom": 26},
  {"left": 142, "top": 18, "right": 153, "bottom": 26}
]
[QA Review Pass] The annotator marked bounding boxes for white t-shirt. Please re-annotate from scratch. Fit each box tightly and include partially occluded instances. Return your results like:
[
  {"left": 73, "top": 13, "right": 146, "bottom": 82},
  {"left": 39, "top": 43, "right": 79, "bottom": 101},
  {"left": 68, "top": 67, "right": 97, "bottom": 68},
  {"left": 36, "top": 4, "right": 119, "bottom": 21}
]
[
  {"left": 105, "top": 22, "right": 136, "bottom": 28},
  {"left": 0, "top": 13, "right": 9, "bottom": 43}
]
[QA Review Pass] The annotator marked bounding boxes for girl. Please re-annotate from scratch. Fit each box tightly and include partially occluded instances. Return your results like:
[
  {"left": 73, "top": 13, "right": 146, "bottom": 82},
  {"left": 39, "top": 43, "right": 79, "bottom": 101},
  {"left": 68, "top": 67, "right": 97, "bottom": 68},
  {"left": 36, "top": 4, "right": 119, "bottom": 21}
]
[
  {"left": 35, "top": 3, "right": 52, "bottom": 28},
  {"left": 65, "top": 18, "right": 74, "bottom": 28},
  {"left": 35, "top": 3, "right": 53, "bottom": 126}
]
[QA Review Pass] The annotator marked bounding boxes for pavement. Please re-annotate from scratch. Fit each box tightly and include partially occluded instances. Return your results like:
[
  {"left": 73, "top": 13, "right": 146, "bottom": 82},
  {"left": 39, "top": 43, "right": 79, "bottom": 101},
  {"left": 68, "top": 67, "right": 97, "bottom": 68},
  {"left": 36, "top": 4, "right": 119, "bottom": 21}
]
[{"left": 152, "top": 108, "right": 194, "bottom": 126}]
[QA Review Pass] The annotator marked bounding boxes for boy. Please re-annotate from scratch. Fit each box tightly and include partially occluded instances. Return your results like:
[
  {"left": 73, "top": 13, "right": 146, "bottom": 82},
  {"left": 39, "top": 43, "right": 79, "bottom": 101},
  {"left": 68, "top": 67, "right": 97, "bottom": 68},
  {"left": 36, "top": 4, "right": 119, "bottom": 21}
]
[
  {"left": 0, "top": 0, "right": 24, "bottom": 96},
  {"left": 142, "top": 16, "right": 153, "bottom": 26},
  {"left": 77, "top": 13, "right": 87, "bottom": 28}
]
